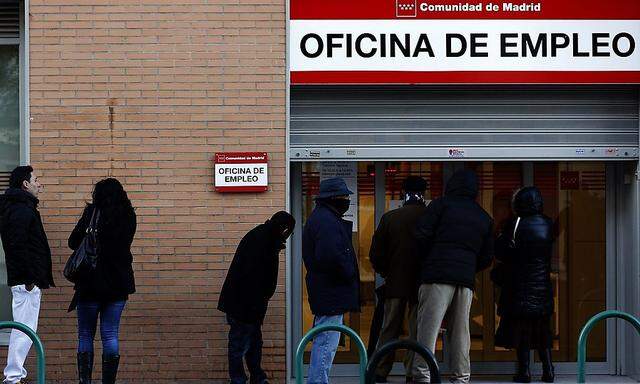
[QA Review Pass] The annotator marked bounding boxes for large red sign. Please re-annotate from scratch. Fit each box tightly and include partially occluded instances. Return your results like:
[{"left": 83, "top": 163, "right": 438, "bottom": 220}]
[
  {"left": 289, "top": 0, "right": 640, "bottom": 84},
  {"left": 291, "top": 0, "right": 640, "bottom": 20}
]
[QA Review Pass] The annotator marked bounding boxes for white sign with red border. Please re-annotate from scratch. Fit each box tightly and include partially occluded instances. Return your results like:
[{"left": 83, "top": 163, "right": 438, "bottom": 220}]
[
  {"left": 214, "top": 152, "right": 269, "bottom": 193},
  {"left": 289, "top": 0, "right": 640, "bottom": 84}
]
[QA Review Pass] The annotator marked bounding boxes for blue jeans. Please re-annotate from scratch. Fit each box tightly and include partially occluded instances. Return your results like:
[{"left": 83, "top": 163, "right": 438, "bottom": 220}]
[
  {"left": 77, "top": 300, "right": 126, "bottom": 355},
  {"left": 307, "top": 315, "right": 344, "bottom": 384},
  {"left": 227, "top": 315, "right": 267, "bottom": 384}
]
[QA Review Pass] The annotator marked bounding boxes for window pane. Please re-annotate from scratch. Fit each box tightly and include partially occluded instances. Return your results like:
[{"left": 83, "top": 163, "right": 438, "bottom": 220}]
[
  {"left": 534, "top": 162, "right": 607, "bottom": 362},
  {"left": 0, "top": 45, "right": 19, "bottom": 328},
  {"left": 0, "top": 45, "right": 20, "bottom": 171}
]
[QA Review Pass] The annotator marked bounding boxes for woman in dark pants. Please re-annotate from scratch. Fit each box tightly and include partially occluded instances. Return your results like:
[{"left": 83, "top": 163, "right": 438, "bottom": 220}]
[
  {"left": 493, "top": 186, "right": 555, "bottom": 383},
  {"left": 69, "top": 178, "right": 136, "bottom": 384}
]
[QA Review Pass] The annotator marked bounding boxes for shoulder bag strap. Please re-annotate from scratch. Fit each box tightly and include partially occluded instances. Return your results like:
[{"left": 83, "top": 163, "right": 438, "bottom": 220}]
[
  {"left": 512, "top": 216, "right": 521, "bottom": 243},
  {"left": 87, "top": 206, "right": 100, "bottom": 233}
]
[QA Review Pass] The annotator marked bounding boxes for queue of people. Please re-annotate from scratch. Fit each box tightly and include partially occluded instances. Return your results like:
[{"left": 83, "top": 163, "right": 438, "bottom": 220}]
[
  {"left": 300, "top": 171, "right": 555, "bottom": 384},
  {"left": 0, "top": 166, "right": 136, "bottom": 384},
  {"left": 0, "top": 164, "right": 555, "bottom": 384}
]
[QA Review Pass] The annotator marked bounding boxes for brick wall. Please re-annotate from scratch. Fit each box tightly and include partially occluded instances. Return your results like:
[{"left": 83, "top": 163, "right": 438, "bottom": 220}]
[{"left": 24, "top": 1, "right": 286, "bottom": 382}]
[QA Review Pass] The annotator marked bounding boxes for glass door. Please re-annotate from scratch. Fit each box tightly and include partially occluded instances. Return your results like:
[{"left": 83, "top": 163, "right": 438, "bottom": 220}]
[
  {"left": 292, "top": 161, "right": 611, "bottom": 369},
  {"left": 460, "top": 162, "right": 607, "bottom": 364}
]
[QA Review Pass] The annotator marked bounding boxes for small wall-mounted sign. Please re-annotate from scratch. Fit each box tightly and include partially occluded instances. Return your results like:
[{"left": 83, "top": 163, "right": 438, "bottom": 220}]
[{"left": 214, "top": 152, "right": 268, "bottom": 193}]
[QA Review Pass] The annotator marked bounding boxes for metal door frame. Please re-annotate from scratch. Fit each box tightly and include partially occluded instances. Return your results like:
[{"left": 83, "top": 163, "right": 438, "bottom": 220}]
[{"left": 0, "top": 0, "right": 29, "bottom": 346}]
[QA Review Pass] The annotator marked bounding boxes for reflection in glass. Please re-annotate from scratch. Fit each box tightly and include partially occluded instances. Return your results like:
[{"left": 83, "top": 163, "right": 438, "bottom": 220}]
[
  {"left": 0, "top": 45, "right": 19, "bottom": 171},
  {"left": 297, "top": 161, "right": 608, "bottom": 365}
]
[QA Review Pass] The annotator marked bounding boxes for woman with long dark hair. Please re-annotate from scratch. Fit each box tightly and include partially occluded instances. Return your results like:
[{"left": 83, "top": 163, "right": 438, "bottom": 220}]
[
  {"left": 492, "top": 186, "right": 555, "bottom": 383},
  {"left": 68, "top": 178, "right": 136, "bottom": 384}
]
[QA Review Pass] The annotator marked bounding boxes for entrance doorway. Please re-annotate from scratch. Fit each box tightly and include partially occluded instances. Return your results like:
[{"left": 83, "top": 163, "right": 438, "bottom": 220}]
[{"left": 291, "top": 161, "right": 614, "bottom": 374}]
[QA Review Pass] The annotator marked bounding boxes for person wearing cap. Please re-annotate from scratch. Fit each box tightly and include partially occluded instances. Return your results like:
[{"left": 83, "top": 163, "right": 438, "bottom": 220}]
[
  {"left": 302, "top": 177, "right": 360, "bottom": 384},
  {"left": 218, "top": 211, "right": 296, "bottom": 384},
  {"left": 369, "top": 176, "right": 429, "bottom": 383}
]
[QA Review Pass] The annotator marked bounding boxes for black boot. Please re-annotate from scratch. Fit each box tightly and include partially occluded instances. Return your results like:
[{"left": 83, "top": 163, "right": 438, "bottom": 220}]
[
  {"left": 513, "top": 348, "right": 531, "bottom": 383},
  {"left": 538, "top": 348, "right": 555, "bottom": 383},
  {"left": 102, "top": 354, "right": 120, "bottom": 384},
  {"left": 77, "top": 352, "right": 93, "bottom": 384}
]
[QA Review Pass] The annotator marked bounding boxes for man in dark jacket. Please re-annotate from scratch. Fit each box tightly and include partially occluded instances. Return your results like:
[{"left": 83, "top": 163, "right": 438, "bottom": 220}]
[
  {"left": 0, "top": 166, "right": 54, "bottom": 384},
  {"left": 218, "top": 211, "right": 295, "bottom": 384},
  {"left": 413, "top": 169, "right": 493, "bottom": 384},
  {"left": 302, "top": 177, "right": 360, "bottom": 384},
  {"left": 369, "top": 176, "right": 428, "bottom": 382}
]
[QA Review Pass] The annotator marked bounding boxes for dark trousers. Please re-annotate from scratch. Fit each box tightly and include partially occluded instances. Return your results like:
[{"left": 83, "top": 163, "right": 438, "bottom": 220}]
[
  {"left": 367, "top": 285, "right": 386, "bottom": 359},
  {"left": 227, "top": 315, "right": 267, "bottom": 384}
]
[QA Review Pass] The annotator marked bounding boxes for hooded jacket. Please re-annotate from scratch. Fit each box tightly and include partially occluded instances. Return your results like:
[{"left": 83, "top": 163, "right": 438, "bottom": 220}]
[
  {"left": 414, "top": 170, "right": 494, "bottom": 290},
  {"left": 0, "top": 188, "right": 55, "bottom": 289},
  {"left": 494, "top": 187, "right": 555, "bottom": 318},
  {"left": 218, "top": 212, "right": 295, "bottom": 324}
]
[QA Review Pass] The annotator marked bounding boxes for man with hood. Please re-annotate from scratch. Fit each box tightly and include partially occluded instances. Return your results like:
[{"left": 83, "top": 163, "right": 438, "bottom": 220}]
[
  {"left": 369, "top": 176, "right": 428, "bottom": 382},
  {"left": 218, "top": 211, "right": 296, "bottom": 384},
  {"left": 302, "top": 177, "right": 360, "bottom": 384},
  {"left": 0, "top": 165, "right": 54, "bottom": 384},
  {"left": 412, "top": 169, "right": 494, "bottom": 384}
]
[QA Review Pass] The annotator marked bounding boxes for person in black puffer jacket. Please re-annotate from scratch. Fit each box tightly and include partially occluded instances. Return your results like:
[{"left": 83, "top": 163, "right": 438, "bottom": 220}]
[
  {"left": 493, "top": 186, "right": 555, "bottom": 383},
  {"left": 68, "top": 178, "right": 136, "bottom": 384},
  {"left": 413, "top": 169, "right": 494, "bottom": 384},
  {"left": 1, "top": 166, "right": 54, "bottom": 384}
]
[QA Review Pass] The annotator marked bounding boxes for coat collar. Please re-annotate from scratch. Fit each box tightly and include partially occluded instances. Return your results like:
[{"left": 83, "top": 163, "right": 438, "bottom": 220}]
[{"left": 1, "top": 187, "right": 39, "bottom": 208}]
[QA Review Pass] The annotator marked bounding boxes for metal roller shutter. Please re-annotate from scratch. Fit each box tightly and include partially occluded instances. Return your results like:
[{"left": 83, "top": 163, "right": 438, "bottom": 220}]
[
  {"left": 0, "top": 1, "right": 19, "bottom": 39},
  {"left": 290, "top": 86, "right": 640, "bottom": 161}
]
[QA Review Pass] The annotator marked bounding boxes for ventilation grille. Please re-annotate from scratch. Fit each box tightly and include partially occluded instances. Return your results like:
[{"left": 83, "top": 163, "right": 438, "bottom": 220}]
[
  {"left": 0, "top": 172, "right": 10, "bottom": 191},
  {"left": 0, "top": 2, "right": 20, "bottom": 39}
]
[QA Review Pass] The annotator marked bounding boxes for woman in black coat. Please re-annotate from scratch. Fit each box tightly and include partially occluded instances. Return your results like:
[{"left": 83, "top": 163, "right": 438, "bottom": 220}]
[
  {"left": 493, "top": 186, "right": 555, "bottom": 383},
  {"left": 68, "top": 178, "right": 136, "bottom": 384}
]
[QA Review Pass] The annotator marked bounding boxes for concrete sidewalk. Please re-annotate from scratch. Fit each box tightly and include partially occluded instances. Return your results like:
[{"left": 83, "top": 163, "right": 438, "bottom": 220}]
[{"left": 324, "top": 375, "right": 639, "bottom": 383}]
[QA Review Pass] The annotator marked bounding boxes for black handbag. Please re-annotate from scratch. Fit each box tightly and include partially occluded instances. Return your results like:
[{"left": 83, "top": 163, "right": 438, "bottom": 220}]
[
  {"left": 64, "top": 207, "right": 100, "bottom": 283},
  {"left": 491, "top": 217, "right": 520, "bottom": 287}
]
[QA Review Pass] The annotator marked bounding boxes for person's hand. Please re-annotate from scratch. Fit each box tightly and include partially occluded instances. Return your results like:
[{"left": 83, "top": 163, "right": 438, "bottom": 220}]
[{"left": 25, "top": 284, "right": 35, "bottom": 292}]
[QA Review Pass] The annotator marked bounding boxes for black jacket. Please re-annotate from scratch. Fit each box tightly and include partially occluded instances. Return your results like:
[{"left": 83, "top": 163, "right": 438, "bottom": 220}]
[
  {"left": 0, "top": 188, "right": 54, "bottom": 289},
  {"left": 218, "top": 221, "right": 285, "bottom": 324},
  {"left": 369, "top": 200, "right": 427, "bottom": 301},
  {"left": 415, "top": 170, "right": 494, "bottom": 290},
  {"left": 494, "top": 187, "right": 554, "bottom": 318},
  {"left": 302, "top": 201, "right": 360, "bottom": 316},
  {"left": 68, "top": 204, "right": 136, "bottom": 306}
]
